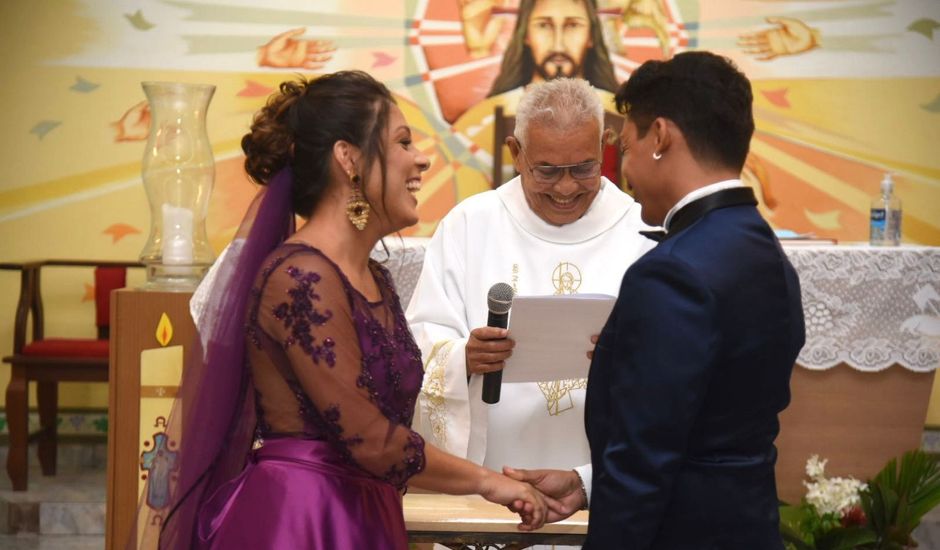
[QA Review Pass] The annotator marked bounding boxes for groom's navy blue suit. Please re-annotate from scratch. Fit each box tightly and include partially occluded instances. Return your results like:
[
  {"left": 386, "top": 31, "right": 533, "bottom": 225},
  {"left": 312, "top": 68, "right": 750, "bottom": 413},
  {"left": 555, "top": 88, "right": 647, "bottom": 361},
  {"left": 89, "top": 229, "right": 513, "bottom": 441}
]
[{"left": 584, "top": 187, "right": 805, "bottom": 549}]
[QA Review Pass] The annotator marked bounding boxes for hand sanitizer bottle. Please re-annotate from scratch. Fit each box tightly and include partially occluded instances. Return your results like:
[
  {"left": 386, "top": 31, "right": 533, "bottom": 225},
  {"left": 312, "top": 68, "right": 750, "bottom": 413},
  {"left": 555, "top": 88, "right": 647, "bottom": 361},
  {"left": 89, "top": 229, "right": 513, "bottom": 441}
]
[{"left": 870, "top": 173, "right": 902, "bottom": 246}]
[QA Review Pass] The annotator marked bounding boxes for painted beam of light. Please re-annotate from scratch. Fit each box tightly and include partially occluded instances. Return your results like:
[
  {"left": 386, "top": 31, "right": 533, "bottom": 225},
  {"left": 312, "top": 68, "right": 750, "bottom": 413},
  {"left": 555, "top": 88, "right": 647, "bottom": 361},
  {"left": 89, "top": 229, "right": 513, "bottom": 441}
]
[
  {"left": 673, "top": 0, "right": 893, "bottom": 29},
  {"left": 618, "top": 37, "right": 684, "bottom": 49},
  {"left": 165, "top": 1, "right": 405, "bottom": 28},
  {"left": 0, "top": 178, "right": 142, "bottom": 224},
  {"left": 612, "top": 56, "right": 641, "bottom": 71},
  {"left": 748, "top": 137, "right": 870, "bottom": 214},
  {"left": 0, "top": 150, "right": 246, "bottom": 224},
  {"left": 414, "top": 158, "right": 453, "bottom": 205},
  {"left": 415, "top": 20, "right": 463, "bottom": 32},
  {"left": 426, "top": 55, "right": 501, "bottom": 82},
  {"left": 181, "top": 34, "right": 405, "bottom": 55},
  {"left": 415, "top": 35, "right": 466, "bottom": 47}
]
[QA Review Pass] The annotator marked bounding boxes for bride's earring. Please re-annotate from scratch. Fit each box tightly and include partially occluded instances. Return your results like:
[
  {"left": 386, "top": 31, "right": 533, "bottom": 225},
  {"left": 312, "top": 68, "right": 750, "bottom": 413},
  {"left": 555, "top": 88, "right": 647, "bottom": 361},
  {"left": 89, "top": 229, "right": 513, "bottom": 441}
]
[{"left": 346, "top": 172, "right": 370, "bottom": 231}]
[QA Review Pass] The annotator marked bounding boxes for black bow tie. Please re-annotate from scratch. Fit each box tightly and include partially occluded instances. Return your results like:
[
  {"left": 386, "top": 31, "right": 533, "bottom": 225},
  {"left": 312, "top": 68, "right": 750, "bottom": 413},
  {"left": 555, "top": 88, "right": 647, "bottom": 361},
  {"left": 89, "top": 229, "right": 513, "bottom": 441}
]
[{"left": 639, "top": 229, "right": 667, "bottom": 242}]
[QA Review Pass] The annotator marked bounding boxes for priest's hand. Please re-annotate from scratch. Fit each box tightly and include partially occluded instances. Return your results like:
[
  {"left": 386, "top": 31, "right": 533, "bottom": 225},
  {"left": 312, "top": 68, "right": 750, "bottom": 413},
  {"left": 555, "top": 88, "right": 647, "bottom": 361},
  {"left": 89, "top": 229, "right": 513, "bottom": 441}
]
[
  {"left": 586, "top": 334, "right": 599, "bottom": 360},
  {"left": 466, "top": 327, "right": 515, "bottom": 377},
  {"left": 503, "top": 466, "right": 585, "bottom": 523}
]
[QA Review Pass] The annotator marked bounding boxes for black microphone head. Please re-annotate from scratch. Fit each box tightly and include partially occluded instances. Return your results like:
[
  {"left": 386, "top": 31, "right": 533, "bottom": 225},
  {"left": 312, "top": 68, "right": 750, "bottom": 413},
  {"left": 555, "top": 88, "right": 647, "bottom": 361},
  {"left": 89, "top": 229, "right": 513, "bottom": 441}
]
[{"left": 487, "top": 282, "right": 514, "bottom": 315}]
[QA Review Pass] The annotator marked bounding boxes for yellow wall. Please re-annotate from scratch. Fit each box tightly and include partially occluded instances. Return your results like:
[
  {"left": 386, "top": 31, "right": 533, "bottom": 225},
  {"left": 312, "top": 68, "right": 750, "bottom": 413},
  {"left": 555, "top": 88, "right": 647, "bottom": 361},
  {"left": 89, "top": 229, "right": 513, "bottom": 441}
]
[{"left": 1, "top": 1, "right": 939, "bottom": 415}]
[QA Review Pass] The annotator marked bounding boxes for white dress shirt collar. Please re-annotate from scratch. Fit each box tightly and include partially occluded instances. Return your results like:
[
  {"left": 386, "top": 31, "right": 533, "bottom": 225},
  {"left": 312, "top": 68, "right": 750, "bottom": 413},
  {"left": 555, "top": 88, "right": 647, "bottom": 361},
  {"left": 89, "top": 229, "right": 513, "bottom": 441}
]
[{"left": 662, "top": 179, "right": 743, "bottom": 232}]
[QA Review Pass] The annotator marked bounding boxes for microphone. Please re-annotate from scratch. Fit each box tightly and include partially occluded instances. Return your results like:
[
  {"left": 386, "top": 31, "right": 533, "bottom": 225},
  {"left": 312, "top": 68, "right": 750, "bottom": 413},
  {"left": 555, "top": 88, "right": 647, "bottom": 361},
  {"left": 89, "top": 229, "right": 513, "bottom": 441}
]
[{"left": 482, "top": 282, "right": 514, "bottom": 404}]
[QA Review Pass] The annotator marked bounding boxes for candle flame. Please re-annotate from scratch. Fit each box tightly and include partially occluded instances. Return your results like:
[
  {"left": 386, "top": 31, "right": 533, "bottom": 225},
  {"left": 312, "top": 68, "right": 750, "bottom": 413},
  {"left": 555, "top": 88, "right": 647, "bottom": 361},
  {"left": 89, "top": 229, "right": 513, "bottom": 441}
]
[{"left": 155, "top": 313, "right": 174, "bottom": 347}]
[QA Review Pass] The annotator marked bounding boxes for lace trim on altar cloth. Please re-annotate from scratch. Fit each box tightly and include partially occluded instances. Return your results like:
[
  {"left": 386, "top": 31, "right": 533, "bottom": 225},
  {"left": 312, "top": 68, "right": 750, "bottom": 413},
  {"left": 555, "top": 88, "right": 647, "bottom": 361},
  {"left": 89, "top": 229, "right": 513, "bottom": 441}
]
[{"left": 784, "top": 246, "right": 940, "bottom": 372}]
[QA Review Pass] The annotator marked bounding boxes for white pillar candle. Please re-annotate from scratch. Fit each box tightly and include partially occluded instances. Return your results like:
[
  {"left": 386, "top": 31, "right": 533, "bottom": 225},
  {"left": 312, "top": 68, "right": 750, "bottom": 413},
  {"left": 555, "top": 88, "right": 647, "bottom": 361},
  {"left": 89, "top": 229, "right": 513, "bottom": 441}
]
[{"left": 162, "top": 204, "right": 194, "bottom": 265}]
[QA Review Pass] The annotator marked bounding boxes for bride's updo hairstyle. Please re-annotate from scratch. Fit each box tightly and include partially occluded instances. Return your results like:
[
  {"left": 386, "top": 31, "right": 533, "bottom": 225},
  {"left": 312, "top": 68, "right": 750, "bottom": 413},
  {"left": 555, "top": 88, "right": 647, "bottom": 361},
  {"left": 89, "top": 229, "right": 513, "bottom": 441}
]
[{"left": 240, "top": 70, "right": 395, "bottom": 218}]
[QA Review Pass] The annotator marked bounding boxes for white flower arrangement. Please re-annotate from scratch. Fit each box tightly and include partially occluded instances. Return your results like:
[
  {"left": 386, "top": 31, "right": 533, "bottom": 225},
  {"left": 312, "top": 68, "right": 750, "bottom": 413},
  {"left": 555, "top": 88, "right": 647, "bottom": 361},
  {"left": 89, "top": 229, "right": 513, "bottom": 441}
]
[{"left": 802, "top": 454, "right": 868, "bottom": 517}]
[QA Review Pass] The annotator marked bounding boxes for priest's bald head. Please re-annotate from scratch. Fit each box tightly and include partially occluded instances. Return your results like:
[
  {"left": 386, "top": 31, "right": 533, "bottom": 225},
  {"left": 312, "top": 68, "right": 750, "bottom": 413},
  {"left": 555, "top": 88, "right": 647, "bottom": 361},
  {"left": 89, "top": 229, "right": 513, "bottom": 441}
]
[{"left": 505, "top": 78, "right": 605, "bottom": 226}]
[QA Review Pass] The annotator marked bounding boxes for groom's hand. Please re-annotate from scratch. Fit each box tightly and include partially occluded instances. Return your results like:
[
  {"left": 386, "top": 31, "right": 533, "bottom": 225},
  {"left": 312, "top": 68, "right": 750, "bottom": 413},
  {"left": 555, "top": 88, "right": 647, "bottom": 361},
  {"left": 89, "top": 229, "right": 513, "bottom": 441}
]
[{"left": 503, "top": 467, "right": 585, "bottom": 523}]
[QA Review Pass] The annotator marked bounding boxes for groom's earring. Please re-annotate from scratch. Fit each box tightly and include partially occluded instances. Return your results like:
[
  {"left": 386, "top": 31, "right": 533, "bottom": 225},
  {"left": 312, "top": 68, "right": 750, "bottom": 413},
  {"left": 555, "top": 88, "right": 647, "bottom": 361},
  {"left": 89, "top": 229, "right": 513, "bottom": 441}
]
[{"left": 346, "top": 172, "right": 370, "bottom": 231}]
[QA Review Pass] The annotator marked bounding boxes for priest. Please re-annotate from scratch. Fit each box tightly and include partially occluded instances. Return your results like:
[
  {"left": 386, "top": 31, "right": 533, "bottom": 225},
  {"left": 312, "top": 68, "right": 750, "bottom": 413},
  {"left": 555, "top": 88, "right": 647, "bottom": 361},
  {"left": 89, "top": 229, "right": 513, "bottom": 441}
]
[{"left": 406, "top": 78, "right": 653, "bottom": 498}]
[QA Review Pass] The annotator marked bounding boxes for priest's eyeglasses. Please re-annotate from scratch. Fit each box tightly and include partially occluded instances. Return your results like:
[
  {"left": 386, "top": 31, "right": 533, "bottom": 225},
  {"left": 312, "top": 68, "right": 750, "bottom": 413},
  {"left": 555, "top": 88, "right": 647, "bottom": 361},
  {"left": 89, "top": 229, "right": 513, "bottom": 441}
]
[{"left": 518, "top": 147, "right": 601, "bottom": 185}]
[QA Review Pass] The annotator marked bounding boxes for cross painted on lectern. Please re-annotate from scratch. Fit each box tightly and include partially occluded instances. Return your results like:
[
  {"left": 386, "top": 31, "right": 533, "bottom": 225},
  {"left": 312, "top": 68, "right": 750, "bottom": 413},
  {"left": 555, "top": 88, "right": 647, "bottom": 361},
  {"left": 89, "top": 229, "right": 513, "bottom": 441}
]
[{"left": 140, "top": 432, "right": 179, "bottom": 510}]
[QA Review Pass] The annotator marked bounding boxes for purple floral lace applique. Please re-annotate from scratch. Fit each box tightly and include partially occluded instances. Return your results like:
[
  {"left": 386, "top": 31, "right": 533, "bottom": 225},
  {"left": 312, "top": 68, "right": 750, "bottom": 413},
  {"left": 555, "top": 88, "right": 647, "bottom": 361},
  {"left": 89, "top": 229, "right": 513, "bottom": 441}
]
[
  {"left": 278, "top": 265, "right": 336, "bottom": 367},
  {"left": 383, "top": 431, "right": 426, "bottom": 489},
  {"left": 249, "top": 247, "right": 426, "bottom": 487}
]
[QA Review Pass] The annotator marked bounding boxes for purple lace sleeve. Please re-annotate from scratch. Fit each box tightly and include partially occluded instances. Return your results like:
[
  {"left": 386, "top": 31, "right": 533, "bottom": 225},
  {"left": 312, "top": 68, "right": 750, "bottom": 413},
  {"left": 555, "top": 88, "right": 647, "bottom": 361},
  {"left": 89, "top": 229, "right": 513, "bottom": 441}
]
[{"left": 253, "top": 249, "right": 426, "bottom": 488}]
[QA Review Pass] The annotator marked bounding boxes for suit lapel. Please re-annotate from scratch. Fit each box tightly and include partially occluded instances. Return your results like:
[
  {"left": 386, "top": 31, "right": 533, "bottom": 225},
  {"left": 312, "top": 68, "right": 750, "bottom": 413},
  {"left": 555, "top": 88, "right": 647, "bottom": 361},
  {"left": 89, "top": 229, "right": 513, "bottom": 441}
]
[{"left": 663, "top": 187, "right": 758, "bottom": 241}]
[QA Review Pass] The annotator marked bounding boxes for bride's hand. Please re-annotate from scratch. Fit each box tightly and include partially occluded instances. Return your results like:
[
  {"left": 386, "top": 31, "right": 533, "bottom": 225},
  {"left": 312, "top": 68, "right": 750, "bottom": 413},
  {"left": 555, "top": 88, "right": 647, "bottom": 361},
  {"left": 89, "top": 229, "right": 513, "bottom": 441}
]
[{"left": 478, "top": 471, "right": 549, "bottom": 530}]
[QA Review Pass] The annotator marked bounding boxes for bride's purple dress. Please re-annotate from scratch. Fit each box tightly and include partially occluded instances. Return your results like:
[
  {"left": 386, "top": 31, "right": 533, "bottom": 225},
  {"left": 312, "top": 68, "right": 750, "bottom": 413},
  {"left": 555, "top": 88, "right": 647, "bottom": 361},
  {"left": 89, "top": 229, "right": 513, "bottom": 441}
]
[{"left": 196, "top": 243, "right": 426, "bottom": 549}]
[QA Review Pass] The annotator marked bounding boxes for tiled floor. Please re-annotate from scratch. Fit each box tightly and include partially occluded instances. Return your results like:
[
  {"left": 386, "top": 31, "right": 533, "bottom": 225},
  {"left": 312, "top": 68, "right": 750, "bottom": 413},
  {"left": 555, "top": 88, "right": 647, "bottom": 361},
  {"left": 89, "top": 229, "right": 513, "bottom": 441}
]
[
  {"left": 0, "top": 443, "right": 106, "bottom": 549},
  {"left": 0, "top": 533, "right": 105, "bottom": 549}
]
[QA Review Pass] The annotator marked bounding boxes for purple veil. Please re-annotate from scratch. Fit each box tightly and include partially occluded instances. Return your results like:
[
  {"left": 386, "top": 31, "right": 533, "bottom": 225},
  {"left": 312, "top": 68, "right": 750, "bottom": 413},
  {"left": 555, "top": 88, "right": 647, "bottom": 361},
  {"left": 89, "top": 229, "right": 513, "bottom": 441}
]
[{"left": 133, "top": 168, "right": 295, "bottom": 550}]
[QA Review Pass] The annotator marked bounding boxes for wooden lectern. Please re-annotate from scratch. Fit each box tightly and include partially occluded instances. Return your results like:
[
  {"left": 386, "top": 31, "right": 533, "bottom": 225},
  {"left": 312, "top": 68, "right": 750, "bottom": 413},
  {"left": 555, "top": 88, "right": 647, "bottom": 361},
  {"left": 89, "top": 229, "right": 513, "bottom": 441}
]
[{"left": 106, "top": 289, "right": 194, "bottom": 550}]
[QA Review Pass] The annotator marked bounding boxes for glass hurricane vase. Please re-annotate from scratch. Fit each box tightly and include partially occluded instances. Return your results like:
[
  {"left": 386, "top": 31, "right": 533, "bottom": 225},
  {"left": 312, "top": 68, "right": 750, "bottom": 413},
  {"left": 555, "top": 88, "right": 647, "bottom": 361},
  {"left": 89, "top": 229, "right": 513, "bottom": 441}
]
[{"left": 138, "top": 81, "right": 216, "bottom": 291}]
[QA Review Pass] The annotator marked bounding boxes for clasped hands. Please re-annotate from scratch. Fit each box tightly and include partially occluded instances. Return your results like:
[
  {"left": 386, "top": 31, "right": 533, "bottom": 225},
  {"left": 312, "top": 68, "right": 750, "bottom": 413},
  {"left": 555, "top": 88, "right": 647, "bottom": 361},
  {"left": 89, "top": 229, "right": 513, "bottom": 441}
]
[
  {"left": 468, "top": 329, "right": 596, "bottom": 529},
  {"left": 486, "top": 467, "right": 583, "bottom": 531},
  {"left": 503, "top": 467, "right": 587, "bottom": 528}
]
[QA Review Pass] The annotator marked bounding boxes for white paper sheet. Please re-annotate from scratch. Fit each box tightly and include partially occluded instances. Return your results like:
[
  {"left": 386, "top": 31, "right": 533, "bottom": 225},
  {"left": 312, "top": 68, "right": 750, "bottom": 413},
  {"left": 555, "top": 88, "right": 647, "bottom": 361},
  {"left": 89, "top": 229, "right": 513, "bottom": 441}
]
[{"left": 502, "top": 294, "right": 616, "bottom": 383}]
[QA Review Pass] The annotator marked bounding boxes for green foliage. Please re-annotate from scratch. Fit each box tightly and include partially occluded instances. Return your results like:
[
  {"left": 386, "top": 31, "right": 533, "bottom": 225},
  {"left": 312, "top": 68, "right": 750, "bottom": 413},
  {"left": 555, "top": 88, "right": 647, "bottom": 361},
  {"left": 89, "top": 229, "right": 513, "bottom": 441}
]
[
  {"left": 780, "top": 504, "right": 814, "bottom": 549},
  {"left": 781, "top": 449, "right": 940, "bottom": 550},
  {"left": 859, "top": 449, "right": 940, "bottom": 549},
  {"left": 815, "top": 527, "right": 877, "bottom": 550},
  {"left": 779, "top": 503, "right": 876, "bottom": 550}
]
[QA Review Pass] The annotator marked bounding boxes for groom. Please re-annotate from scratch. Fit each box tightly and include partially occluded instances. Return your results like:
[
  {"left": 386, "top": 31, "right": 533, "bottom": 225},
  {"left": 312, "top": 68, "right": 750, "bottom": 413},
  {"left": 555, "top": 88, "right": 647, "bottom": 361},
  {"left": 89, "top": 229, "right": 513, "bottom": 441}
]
[{"left": 506, "top": 51, "right": 806, "bottom": 549}]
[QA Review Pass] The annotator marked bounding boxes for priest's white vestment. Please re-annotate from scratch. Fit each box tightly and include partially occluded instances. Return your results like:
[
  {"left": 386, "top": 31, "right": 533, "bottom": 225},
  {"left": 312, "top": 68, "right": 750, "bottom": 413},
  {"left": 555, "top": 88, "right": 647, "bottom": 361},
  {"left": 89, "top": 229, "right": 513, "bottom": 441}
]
[{"left": 406, "top": 176, "right": 654, "bottom": 476}]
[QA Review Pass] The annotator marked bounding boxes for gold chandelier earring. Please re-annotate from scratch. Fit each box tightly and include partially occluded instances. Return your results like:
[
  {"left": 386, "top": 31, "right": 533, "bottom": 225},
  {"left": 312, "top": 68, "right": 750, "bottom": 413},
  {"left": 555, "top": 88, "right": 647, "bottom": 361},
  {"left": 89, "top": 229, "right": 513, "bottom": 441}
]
[{"left": 345, "top": 172, "right": 370, "bottom": 231}]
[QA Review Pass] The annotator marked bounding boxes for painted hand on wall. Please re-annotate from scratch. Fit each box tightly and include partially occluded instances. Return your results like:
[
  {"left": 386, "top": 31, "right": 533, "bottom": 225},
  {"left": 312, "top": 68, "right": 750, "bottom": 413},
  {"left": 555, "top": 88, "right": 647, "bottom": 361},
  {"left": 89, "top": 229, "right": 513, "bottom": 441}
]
[
  {"left": 605, "top": 0, "right": 671, "bottom": 57},
  {"left": 257, "top": 28, "right": 336, "bottom": 70},
  {"left": 112, "top": 100, "right": 151, "bottom": 142},
  {"left": 738, "top": 17, "right": 820, "bottom": 61},
  {"left": 459, "top": 0, "right": 506, "bottom": 58}
]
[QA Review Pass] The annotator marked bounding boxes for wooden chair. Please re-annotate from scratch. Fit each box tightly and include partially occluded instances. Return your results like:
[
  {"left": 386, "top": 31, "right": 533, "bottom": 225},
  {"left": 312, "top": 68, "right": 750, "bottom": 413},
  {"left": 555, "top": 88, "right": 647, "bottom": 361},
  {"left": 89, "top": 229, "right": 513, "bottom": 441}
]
[
  {"left": 491, "top": 105, "right": 625, "bottom": 189},
  {"left": 1, "top": 259, "right": 140, "bottom": 491}
]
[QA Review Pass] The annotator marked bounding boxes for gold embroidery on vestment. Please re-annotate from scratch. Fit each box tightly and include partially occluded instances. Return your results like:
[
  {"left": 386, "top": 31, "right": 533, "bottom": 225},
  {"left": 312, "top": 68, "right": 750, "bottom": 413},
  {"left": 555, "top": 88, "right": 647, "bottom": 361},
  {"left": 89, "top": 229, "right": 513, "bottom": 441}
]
[
  {"left": 552, "top": 262, "right": 582, "bottom": 295},
  {"left": 540, "top": 261, "right": 587, "bottom": 412},
  {"left": 538, "top": 378, "right": 588, "bottom": 415},
  {"left": 422, "top": 340, "right": 454, "bottom": 447}
]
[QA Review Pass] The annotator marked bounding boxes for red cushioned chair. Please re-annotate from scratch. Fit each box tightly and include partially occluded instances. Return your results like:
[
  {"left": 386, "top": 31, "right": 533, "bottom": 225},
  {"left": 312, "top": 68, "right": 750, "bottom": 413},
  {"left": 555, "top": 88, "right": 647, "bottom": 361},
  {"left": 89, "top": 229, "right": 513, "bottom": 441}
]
[
  {"left": 1, "top": 260, "right": 139, "bottom": 491},
  {"left": 491, "top": 105, "right": 625, "bottom": 189}
]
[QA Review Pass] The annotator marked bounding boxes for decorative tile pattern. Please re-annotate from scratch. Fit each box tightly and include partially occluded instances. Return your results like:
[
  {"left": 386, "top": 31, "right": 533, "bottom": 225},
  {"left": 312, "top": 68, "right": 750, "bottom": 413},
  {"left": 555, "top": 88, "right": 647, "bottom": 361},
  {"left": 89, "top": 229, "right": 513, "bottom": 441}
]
[{"left": 0, "top": 411, "right": 107, "bottom": 438}]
